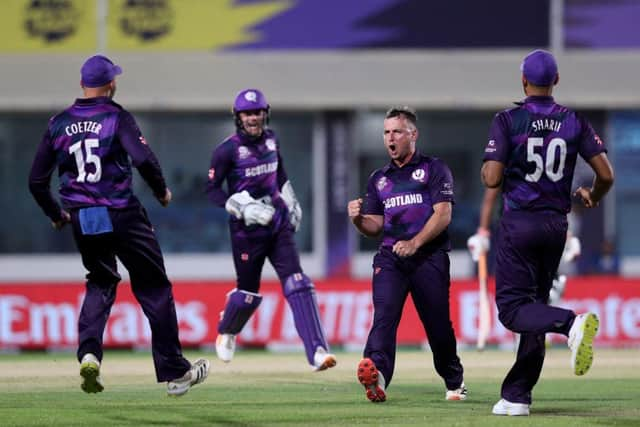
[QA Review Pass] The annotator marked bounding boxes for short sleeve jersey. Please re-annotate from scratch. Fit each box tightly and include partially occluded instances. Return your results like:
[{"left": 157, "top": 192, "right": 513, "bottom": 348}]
[
  {"left": 483, "top": 96, "right": 606, "bottom": 213},
  {"left": 30, "top": 97, "right": 159, "bottom": 211},
  {"left": 362, "top": 152, "right": 454, "bottom": 252}
]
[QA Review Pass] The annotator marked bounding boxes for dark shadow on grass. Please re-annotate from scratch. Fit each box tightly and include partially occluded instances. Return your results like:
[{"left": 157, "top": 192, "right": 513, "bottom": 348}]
[{"left": 104, "top": 409, "right": 250, "bottom": 426}]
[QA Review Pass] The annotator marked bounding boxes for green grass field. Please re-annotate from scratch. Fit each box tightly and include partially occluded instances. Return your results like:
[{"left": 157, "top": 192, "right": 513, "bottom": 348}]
[{"left": 0, "top": 348, "right": 638, "bottom": 426}]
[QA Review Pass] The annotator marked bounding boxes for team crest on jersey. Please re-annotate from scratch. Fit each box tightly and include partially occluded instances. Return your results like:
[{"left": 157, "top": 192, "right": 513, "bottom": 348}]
[
  {"left": 265, "top": 138, "right": 276, "bottom": 151},
  {"left": 139, "top": 135, "right": 147, "bottom": 145},
  {"left": 441, "top": 182, "right": 453, "bottom": 196},
  {"left": 238, "top": 146, "right": 250, "bottom": 159},
  {"left": 244, "top": 91, "right": 258, "bottom": 102},
  {"left": 411, "top": 169, "right": 425, "bottom": 182},
  {"left": 377, "top": 177, "right": 388, "bottom": 191},
  {"left": 208, "top": 168, "right": 215, "bottom": 180}
]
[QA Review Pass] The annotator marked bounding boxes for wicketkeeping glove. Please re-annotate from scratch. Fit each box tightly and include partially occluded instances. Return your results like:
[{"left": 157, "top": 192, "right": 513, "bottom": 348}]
[
  {"left": 225, "top": 190, "right": 275, "bottom": 226},
  {"left": 280, "top": 180, "right": 302, "bottom": 232},
  {"left": 562, "top": 236, "right": 581, "bottom": 263},
  {"left": 467, "top": 229, "right": 490, "bottom": 262}
]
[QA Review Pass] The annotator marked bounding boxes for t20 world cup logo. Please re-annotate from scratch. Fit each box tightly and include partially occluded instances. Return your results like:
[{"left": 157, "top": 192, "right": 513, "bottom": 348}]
[
  {"left": 24, "top": 0, "right": 81, "bottom": 42},
  {"left": 120, "top": 0, "right": 173, "bottom": 41}
]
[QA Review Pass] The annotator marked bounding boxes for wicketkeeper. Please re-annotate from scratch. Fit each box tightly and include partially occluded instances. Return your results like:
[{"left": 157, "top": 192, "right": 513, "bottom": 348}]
[{"left": 206, "top": 88, "right": 336, "bottom": 371}]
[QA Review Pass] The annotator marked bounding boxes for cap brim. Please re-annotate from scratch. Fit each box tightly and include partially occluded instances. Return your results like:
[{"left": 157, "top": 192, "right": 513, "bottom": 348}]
[{"left": 112, "top": 65, "right": 123, "bottom": 76}]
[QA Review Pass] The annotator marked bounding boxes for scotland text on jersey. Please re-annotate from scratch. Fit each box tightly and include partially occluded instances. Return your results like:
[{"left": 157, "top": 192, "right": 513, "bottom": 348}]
[
  {"left": 383, "top": 193, "right": 423, "bottom": 209},
  {"left": 245, "top": 161, "right": 278, "bottom": 177}
]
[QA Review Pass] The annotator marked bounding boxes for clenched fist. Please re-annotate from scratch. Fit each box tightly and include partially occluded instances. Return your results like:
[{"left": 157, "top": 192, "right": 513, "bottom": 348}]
[{"left": 348, "top": 198, "right": 363, "bottom": 220}]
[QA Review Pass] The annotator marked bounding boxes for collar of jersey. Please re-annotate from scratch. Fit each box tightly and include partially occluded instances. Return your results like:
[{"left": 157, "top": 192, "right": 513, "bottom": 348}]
[
  {"left": 74, "top": 96, "right": 122, "bottom": 108},
  {"left": 383, "top": 150, "right": 421, "bottom": 173},
  {"left": 74, "top": 96, "right": 114, "bottom": 106},
  {"left": 518, "top": 95, "right": 555, "bottom": 105},
  {"left": 237, "top": 130, "right": 267, "bottom": 144}
]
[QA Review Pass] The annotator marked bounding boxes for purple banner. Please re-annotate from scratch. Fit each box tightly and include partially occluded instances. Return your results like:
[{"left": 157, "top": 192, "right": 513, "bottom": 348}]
[
  {"left": 565, "top": 0, "right": 640, "bottom": 49},
  {"left": 228, "top": 0, "right": 549, "bottom": 50}
]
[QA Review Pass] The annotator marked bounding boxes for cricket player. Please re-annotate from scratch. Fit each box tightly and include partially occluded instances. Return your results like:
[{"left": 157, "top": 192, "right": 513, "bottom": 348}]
[
  {"left": 348, "top": 106, "right": 466, "bottom": 403},
  {"left": 206, "top": 88, "right": 336, "bottom": 371},
  {"left": 482, "top": 49, "right": 614, "bottom": 416},
  {"left": 467, "top": 187, "right": 582, "bottom": 303},
  {"left": 28, "top": 55, "right": 209, "bottom": 397}
]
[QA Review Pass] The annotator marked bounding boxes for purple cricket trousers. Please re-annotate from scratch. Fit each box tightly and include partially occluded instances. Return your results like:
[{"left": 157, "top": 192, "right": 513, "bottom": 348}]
[
  {"left": 495, "top": 210, "right": 576, "bottom": 404},
  {"left": 364, "top": 247, "right": 464, "bottom": 389},
  {"left": 71, "top": 204, "right": 190, "bottom": 382}
]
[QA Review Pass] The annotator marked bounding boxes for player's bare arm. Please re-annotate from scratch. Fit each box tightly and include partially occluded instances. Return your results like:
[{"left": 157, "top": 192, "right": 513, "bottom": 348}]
[
  {"left": 348, "top": 198, "right": 383, "bottom": 237},
  {"left": 574, "top": 153, "right": 615, "bottom": 208},
  {"left": 481, "top": 160, "right": 504, "bottom": 188},
  {"left": 467, "top": 188, "right": 498, "bottom": 261},
  {"left": 392, "top": 201, "right": 451, "bottom": 257},
  {"left": 478, "top": 187, "right": 500, "bottom": 230}
]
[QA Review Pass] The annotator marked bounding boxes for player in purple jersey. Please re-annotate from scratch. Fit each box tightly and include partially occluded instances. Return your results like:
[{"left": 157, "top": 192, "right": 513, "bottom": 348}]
[
  {"left": 467, "top": 187, "right": 581, "bottom": 303},
  {"left": 28, "top": 55, "right": 209, "bottom": 397},
  {"left": 348, "top": 107, "right": 466, "bottom": 403},
  {"left": 206, "top": 88, "right": 336, "bottom": 371},
  {"left": 482, "top": 50, "right": 614, "bottom": 416}
]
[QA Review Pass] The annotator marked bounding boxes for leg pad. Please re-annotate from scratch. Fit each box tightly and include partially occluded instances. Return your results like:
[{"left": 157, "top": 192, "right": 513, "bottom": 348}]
[
  {"left": 217, "top": 289, "right": 262, "bottom": 334},
  {"left": 283, "top": 273, "right": 329, "bottom": 364}
]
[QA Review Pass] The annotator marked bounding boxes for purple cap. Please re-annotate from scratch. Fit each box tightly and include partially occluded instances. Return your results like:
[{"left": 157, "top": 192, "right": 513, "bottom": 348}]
[
  {"left": 520, "top": 49, "right": 558, "bottom": 86},
  {"left": 233, "top": 89, "right": 269, "bottom": 113},
  {"left": 81, "top": 55, "right": 122, "bottom": 88}
]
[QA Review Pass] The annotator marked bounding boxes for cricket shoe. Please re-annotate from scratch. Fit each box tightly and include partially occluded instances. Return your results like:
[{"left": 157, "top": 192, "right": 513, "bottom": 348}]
[
  {"left": 568, "top": 312, "right": 599, "bottom": 376},
  {"left": 445, "top": 382, "right": 467, "bottom": 401},
  {"left": 357, "top": 358, "right": 386, "bottom": 403},
  {"left": 167, "top": 359, "right": 210, "bottom": 397},
  {"left": 80, "top": 353, "right": 104, "bottom": 394},
  {"left": 312, "top": 347, "right": 337, "bottom": 372},
  {"left": 492, "top": 398, "right": 530, "bottom": 416},
  {"left": 216, "top": 333, "right": 236, "bottom": 363}
]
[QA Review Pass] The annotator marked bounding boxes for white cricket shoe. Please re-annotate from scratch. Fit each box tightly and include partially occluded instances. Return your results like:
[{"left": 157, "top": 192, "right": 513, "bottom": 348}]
[
  {"left": 167, "top": 359, "right": 210, "bottom": 397},
  {"left": 445, "top": 382, "right": 468, "bottom": 401},
  {"left": 80, "top": 353, "right": 104, "bottom": 394},
  {"left": 492, "top": 398, "right": 530, "bottom": 416},
  {"left": 216, "top": 333, "right": 236, "bottom": 363},
  {"left": 312, "top": 347, "right": 337, "bottom": 372},
  {"left": 568, "top": 312, "right": 599, "bottom": 376}
]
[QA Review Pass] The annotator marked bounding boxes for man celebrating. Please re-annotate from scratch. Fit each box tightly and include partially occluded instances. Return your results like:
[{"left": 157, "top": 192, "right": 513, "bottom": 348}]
[
  {"left": 206, "top": 88, "right": 336, "bottom": 372},
  {"left": 28, "top": 55, "right": 209, "bottom": 396},
  {"left": 482, "top": 49, "right": 614, "bottom": 416},
  {"left": 348, "top": 107, "right": 466, "bottom": 403}
]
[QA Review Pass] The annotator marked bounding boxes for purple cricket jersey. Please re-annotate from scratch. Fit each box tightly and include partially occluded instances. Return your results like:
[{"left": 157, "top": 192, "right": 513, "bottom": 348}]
[
  {"left": 29, "top": 97, "right": 166, "bottom": 220},
  {"left": 362, "top": 152, "right": 454, "bottom": 252},
  {"left": 206, "top": 128, "right": 290, "bottom": 231},
  {"left": 484, "top": 95, "right": 606, "bottom": 214}
]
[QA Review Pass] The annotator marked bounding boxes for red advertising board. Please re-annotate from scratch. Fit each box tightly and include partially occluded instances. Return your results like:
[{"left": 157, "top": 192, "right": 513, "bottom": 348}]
[{"left": 0, "top": 277, "right": 638, "bottom": 349}]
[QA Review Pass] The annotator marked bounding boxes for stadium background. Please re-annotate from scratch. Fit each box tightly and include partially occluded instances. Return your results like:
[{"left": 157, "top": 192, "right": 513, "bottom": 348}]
[{"left": 1, "top": 0, "right": 639, "bottom": 351}]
